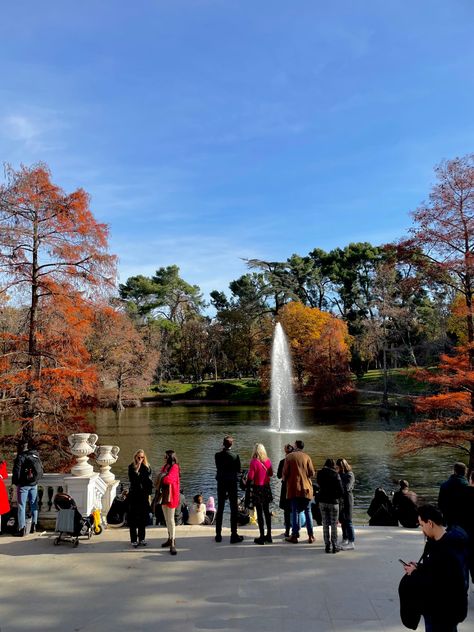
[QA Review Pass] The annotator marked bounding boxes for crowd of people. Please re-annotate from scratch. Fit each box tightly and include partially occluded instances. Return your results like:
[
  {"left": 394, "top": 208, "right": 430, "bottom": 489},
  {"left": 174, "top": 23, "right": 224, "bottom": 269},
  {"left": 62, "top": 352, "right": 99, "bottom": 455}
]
[{"left": 0, "top": 438, "right": 473, "bottom": 630}]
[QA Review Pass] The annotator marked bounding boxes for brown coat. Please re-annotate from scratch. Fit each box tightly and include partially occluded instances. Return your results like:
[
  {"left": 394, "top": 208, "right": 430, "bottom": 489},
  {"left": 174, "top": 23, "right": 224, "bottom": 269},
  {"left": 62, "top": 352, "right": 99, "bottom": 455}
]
[{"left": 282, "top": 450, "right": 315, "bottom": 500}]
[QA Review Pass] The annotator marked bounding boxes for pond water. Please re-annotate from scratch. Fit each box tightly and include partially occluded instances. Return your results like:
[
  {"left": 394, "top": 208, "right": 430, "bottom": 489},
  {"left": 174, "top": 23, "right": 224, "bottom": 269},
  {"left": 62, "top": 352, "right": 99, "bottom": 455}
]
[{"left": 93, "top": 403, "right": 464, "bottom": 524}]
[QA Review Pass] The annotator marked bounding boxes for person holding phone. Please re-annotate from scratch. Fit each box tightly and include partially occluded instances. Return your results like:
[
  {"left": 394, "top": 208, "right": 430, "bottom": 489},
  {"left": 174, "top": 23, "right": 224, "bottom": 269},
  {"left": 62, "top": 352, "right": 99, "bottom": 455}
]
[{"left": 399, "top": 504, "right": 468, "bottom": 632}]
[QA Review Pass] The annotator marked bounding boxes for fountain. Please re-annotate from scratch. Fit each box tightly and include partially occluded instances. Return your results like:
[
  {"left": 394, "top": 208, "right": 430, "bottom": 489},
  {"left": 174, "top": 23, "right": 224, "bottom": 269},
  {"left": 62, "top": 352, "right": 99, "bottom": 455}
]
[{"left": 270, "top": 322, "right": 298, "bottom": 432}]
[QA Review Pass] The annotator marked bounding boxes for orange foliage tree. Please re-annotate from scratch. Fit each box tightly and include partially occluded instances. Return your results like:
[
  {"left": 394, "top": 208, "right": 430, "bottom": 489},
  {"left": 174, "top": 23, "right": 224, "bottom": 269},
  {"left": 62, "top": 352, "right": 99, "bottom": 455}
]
[
  {"left": 0, "top": 164, "right": 116, "bottom": 454},
  {"left": 396, "top": 344, "right": 474, "bottom": 470},
  {"left": 88, "top": 306, "right": 159, "bottom": 411},
  {"left": 277, "top": 302, "right": 353, "bottom": 405}
]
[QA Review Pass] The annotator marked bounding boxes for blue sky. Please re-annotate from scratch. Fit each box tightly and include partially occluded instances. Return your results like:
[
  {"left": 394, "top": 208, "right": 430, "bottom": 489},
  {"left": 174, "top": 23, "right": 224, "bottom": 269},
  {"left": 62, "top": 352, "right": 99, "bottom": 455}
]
[{"left": 1, "top": 1, "right": 474, "bottom": 300}]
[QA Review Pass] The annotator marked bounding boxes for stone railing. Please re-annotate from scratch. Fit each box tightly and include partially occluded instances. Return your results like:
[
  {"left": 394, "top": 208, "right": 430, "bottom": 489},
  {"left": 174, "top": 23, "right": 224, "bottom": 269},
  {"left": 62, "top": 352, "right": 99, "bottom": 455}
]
[{"left": 5, "top": 433, "right": 121, "bottom": 527}]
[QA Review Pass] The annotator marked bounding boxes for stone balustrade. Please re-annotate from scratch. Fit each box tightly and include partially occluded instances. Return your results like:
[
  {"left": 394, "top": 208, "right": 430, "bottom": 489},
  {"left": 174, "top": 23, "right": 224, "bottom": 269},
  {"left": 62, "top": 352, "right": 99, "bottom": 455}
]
[{"left": 4, "top": 433, "right": 121, "bottom": 528}]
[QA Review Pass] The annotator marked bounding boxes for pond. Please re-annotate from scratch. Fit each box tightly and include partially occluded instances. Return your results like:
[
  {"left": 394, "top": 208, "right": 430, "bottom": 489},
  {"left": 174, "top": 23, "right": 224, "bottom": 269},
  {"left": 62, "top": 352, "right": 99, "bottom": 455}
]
[{"left": 93, "top": 403, "right": 464, "bottom": 524}]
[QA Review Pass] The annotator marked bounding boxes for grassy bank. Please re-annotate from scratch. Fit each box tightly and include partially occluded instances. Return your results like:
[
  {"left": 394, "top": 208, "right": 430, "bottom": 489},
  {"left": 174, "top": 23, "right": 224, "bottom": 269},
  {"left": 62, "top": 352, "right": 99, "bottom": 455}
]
[{"left": 144, "top": 378, "right": 266, "bottom": 403}]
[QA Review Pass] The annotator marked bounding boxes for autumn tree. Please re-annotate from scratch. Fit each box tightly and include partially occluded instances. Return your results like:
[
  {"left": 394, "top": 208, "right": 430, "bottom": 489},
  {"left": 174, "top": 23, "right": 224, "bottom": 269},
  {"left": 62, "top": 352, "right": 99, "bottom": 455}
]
[
  {"left": 0, "top": 164, "right": 116, "bottom": 444},
  {"left": 88, "top": 306, "right": 158, "bottom": 411},
  {"left": 401, "top": 154, "right": 474, "bottom": 362},
  {"left": 276, "top": 302, "right": 352, "bottom": 405},
  {"left": 396, "top": 344, "right": 474, "bottom": 470}
]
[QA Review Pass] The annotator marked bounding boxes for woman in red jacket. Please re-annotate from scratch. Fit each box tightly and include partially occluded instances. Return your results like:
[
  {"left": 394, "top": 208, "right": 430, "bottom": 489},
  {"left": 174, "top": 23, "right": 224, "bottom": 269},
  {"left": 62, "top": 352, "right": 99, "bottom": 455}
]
[
  {"left": 0, "top": 458, "right": 11, "bottom": 532},
  {"left": 159, "top": 450, "right": 180, "bottom": 555}
]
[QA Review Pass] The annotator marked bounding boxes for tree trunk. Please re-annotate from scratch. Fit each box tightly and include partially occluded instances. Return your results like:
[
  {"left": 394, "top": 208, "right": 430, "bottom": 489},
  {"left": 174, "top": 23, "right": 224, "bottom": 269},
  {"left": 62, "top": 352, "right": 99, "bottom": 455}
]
[{"left": 23, "top": 211, "right": 40, "bottom": 441}]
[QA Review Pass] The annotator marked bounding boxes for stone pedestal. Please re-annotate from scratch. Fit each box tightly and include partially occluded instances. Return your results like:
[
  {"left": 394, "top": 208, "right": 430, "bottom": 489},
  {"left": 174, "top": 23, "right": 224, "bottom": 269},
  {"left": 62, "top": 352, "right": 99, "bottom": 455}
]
[
  {"left": 63, "top": 473, "right": 107, "bottom": 516},
  {"left": 102, "top": 479, "right": 120, "bottom": 515}
]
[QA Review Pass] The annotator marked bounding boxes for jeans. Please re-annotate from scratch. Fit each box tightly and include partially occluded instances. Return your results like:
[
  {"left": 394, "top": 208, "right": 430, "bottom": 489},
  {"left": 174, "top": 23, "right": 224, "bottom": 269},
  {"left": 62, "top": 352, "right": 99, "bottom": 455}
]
[
  {"left": 320, "top": 502, "right": 339, "bottom": 547},
  {"left": 17, "top": 485, "right": 38, "bottom": 529},
  {"left": 291, "top": 498, "right": 313, "bottom": 537},
  {"left": 424, "top": 615, "right": 457, "bottom": 632},
  {"left": 341, "top": 517, "right": 355, "bottom": 542}
]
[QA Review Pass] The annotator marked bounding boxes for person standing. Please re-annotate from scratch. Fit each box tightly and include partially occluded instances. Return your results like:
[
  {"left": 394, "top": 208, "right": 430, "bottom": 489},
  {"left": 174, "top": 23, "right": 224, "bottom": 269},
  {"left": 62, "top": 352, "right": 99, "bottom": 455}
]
[
  {"left": 317, "top": 458, "right": 344, "bottom": 553},
  {"left": 336, "top": 457, "right": 355, "bottom": 550},
  {"left": 438, "top": 462, "right": 468, "bottom": 528},
  {"left": 282, "top": 439, "right": 315, "bottom": 544},
  {"left": 400, "top": 504, "right": 468, "bottom": 632},
  {"left": 12, "top": 440, "right": 43, "bottom": 536},
  {"left": 277, "top": 444, "right": 293, "bottom": 538},
  {"left": 0, "top": 456, "right": 10, "bottom": 533},
  {"left": 462, "top": 470, "right": 474, "bottom": 584},
  {"left": 127, "top": 449, "right": 152, "bottom": 548},
  {"left": 214, "top": 435, "right": 243, "bottom": 544},
  {"left": 159, "top": 449, "right": 180, "bottom": 555},
  {"left": 247, "top": 443, "right": 273, "bottom": 545},
  {"left": 393, "top": 479, "right": 418, "bottom": 528}
]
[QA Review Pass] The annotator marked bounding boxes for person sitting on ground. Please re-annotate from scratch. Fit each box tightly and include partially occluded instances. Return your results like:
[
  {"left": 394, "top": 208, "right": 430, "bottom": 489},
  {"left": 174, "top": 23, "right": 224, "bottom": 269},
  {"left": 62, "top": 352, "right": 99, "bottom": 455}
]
[
  {"left": 367, "top": 487, "right": 398, "bottom": 526},
  {"left": 393, "top": 479, "right": 419, "bottom": 528},
  {"left": 187, "top": 494, "right": 206, "bottom": 525},
  {"left": 438, "top": 462, "right": 469, "bottom": 529},
  {"left": 205, "top": 496, "right": 216, "bottom": 524}
]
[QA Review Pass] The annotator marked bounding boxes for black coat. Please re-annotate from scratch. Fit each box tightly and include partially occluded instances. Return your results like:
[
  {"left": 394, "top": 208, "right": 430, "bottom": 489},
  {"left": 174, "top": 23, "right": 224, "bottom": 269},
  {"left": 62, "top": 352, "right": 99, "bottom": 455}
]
[
  {"left": 128, "top": 463, "right": 152, "bottom": 519},
  {"left": 399, "top": 527, "right": 468, "bottom": 629},
  {"left": 438, "top": 474, "right": 468, "bottom": 528},
  {"left": 316, "top": 466, "right": 344, "bottom": 504},
  {"left": 215, "top": 448, "right": 241, "bottom": 483}
]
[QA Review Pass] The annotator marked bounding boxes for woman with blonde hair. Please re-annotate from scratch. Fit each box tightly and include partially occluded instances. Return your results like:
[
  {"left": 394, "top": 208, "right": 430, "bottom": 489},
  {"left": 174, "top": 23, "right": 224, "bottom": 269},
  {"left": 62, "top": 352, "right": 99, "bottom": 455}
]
[
  {"left": 336, "top": 457, "right": 355, "bottom": 550},
  {"left": 127, "top": 449, "right": 152, "bottom": 548},
  {"left": 247, "top": 443, "right": 273, "bottom": 545}
]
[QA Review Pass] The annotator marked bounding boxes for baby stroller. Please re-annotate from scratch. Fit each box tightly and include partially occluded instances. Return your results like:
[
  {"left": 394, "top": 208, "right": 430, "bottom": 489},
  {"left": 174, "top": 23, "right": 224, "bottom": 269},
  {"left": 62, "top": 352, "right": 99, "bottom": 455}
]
[{"left": 53, "top": 492, "right": 102, "bottom": 547}]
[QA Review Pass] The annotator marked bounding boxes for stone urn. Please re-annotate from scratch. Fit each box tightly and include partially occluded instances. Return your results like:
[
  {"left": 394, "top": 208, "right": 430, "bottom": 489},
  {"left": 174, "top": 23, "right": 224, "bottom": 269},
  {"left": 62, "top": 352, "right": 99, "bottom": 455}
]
[
  {"left": 95, "top": 445, "right": 120, "bottom": 484},
  {"left": 68, "top": 433, "right": 99, "bottom": 476}
]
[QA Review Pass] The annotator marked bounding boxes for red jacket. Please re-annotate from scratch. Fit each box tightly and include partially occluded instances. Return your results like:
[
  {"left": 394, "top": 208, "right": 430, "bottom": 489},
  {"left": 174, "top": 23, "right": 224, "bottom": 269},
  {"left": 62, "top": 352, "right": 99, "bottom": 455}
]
[
  {"left": 0, "top": 461, "right": 11, "bottom": 515},
  {"left": 161, "top": 464, "right": 180, "bottom": 509}
]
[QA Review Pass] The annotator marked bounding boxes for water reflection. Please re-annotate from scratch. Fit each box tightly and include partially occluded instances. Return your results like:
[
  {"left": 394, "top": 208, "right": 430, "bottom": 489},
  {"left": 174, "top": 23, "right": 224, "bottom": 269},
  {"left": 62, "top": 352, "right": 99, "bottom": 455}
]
[{"left": 93, "top": 404, "right": 464, "bottom": 524}]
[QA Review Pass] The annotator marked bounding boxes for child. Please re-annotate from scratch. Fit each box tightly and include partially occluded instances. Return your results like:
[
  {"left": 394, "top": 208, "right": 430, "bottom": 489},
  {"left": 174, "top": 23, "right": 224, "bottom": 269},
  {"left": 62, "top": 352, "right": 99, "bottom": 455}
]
[
  {"left": 205, "top": 496, "right": 216, "bottom": 525},
  {"left": 187, "top": 494, "right": 206, "bottom": 525}
]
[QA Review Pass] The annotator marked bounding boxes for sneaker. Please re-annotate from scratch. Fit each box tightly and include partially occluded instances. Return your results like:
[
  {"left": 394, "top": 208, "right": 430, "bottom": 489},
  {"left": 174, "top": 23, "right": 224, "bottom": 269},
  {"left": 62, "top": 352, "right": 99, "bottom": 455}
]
[
  {"left": 131, "top": 542, "right": 138, "bottom": 548},
  {"left": 230, "top": 534, "right": 244, "bottom": 543},
  {"left": 215, "top": 534, "right": 222, "bottom": 543},
  {"left": 139, "top": 540, "right": 147, "bottom": 547},
  {"left": 285, "top": 535, "right": 299, "bottom": 544},
  {"left": 341, "top": 539, "right": 349, "bottom": 546},
  {"left": 342, "top": 542, "right": 354, "bottom": 550}
]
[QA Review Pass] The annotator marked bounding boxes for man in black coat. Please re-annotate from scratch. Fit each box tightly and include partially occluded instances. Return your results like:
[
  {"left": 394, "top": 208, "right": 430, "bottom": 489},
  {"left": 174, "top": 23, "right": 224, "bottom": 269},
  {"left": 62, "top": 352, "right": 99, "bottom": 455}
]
[
  {"left": 438, "top": 462, "right": 468, "bottom": 528},
  {"left": 214, "top": 435, "right": 243, "bottom": 543},
  {"left": 400, "top": 504, "right": 468, "bottom": 632}
]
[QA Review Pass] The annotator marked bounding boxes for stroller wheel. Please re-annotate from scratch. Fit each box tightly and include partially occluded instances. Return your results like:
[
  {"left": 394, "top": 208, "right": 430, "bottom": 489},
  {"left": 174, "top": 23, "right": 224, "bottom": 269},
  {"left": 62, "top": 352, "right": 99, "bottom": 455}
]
[
  {"left": 94, "top": 525, "right": 103, "bottom": 535},
  {"left": 73, "top": 538, "right": 79, "bottom": 548},
  {"left": 54, "top": 537, "right": 60, "bottom": 546},
  {"left": 87, "top": 529, "right": 92, "bottom": 539}
]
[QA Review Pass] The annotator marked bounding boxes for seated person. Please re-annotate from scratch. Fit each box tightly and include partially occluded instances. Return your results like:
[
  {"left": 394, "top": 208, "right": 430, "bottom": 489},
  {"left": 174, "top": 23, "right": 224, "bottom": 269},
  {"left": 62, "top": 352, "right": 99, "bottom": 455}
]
[
  {"left": 392, "top": 479, "right": 418, "bottom": 528},
  {"left": 205, "top": 496, "right": 216, "bottom": 525},
  {"left": 367, "top": 487, "right": 398, "bottom": 526},
  {"left": 187, "top": 494, "right": 206, "bottom": 525}
]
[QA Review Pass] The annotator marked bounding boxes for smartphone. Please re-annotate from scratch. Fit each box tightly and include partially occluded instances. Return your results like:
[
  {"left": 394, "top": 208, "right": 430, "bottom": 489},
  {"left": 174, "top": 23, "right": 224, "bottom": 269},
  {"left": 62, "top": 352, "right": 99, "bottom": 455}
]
[{"left": 398, "top": 558, "right": 408, "bottom": 565}]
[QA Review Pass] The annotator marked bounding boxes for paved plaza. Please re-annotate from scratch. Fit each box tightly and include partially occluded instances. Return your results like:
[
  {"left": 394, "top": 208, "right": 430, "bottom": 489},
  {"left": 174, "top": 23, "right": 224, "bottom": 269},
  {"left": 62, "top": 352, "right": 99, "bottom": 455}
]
[{"left": 1, "top": 525, "right": 473, "bottom": 632}]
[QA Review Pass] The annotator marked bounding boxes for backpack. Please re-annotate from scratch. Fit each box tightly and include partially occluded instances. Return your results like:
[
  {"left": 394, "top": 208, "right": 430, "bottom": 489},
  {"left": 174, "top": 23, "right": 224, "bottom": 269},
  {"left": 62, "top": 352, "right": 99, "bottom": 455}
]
[{"left": 20, "top": 453, "right": 43, "bottom": 485}]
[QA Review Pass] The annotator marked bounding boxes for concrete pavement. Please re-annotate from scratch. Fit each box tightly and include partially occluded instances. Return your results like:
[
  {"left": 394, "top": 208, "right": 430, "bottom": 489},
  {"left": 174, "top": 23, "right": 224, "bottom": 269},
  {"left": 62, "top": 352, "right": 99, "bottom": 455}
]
[{"left": 1, "top": 525, "right": 473, "bottom": 632}]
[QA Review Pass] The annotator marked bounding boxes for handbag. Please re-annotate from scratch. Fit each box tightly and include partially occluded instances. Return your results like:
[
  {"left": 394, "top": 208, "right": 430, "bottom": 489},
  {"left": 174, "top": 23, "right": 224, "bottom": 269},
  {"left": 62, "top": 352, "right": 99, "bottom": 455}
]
[{"left": 154, "top": 471, "right": 171, "bottom": 505}]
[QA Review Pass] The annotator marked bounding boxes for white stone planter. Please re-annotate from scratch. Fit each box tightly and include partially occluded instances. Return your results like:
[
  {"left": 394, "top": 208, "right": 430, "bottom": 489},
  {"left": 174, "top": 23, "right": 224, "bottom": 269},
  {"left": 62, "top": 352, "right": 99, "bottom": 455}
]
[
  {"left": 95, "top": 445, "right": 120, "bottom": 485},
  {"left": 68, "top": 433, "right": 98, "bottom": 477}
]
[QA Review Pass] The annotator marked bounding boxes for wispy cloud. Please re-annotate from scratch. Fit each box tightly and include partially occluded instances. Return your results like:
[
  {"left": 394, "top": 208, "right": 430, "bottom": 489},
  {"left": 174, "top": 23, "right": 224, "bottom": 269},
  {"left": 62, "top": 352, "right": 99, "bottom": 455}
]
[{"left": 0, "top": 106, "right": 66, "bottom": 156}]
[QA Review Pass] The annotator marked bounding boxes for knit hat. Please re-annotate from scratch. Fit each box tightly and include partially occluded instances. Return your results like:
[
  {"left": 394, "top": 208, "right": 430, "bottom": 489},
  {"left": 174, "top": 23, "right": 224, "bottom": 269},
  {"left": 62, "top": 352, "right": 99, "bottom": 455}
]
[{"left": 206, "top": 496, "right": 216, "bottom": 512}]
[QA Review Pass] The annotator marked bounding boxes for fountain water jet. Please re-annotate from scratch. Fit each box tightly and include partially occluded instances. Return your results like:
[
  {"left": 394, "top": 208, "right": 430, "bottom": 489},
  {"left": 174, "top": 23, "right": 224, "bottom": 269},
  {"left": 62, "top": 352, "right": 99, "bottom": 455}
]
[{"left": 270, "top": 323, "right": 298, "bottom": 432}]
